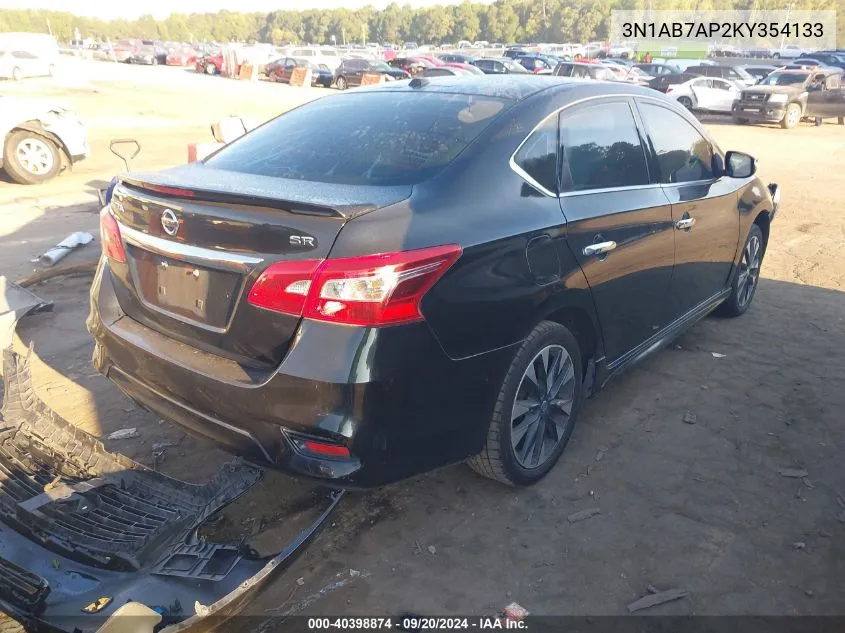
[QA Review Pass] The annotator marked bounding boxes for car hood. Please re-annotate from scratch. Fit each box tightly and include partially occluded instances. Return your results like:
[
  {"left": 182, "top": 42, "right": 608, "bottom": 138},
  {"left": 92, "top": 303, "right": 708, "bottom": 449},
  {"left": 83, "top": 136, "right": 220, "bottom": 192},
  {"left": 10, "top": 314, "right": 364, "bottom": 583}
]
[
  {"left": 0, "top": 97, "right": 73, "bottom": 136},
  {"left": 744, "top": 85, "right": 803, "bottom": 94}
]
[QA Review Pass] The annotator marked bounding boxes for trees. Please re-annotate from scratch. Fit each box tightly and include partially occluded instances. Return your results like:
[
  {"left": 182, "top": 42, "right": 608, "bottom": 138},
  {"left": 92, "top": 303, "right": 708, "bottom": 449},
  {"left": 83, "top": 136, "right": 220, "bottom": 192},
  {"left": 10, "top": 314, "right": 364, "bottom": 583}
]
[{"left": 0, "top": 0, "right": 839, "bottom": 46}]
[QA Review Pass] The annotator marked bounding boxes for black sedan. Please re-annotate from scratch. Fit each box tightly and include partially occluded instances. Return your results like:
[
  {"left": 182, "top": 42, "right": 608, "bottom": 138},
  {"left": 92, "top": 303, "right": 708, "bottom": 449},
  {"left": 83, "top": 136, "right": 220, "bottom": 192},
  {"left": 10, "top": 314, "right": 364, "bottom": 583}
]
[
  {"left": 265, "top": 57, "right": 334, "bottom": 87},
  {"left": 334, "top": 58, "right": 410, "bottom": 89},
  {"left": 90, "top": 77, "right": 778, "bottom": 488},
  {"left": 129, "top": 44, "right": 167, "bottom": 65}
]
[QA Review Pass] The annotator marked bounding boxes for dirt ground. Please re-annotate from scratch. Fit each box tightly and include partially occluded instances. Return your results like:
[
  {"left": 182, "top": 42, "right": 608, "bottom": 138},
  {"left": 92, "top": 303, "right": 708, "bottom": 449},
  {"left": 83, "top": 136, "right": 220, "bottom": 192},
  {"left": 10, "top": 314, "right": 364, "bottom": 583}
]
[{"left": 1, "top": 61, "right": 844, "bottom": 624}]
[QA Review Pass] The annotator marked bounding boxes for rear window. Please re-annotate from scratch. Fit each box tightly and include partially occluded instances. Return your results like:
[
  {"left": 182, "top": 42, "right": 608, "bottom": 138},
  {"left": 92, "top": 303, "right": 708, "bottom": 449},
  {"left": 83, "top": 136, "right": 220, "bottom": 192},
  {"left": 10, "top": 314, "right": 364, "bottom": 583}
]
[{"left": 205, "top": 91, "right": 509, "bottom": 186}]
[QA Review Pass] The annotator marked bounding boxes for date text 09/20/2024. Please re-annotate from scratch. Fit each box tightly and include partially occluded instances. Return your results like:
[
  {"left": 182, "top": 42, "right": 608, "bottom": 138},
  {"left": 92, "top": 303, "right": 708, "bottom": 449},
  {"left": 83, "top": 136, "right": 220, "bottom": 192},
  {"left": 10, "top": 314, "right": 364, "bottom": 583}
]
[{"left": 307, "top": 617, "right": 527, "bottom": 630}]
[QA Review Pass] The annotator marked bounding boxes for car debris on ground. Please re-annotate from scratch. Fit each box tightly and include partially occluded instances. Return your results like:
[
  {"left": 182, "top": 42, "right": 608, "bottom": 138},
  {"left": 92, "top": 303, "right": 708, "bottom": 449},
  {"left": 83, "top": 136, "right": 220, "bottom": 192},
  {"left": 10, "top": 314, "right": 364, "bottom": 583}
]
[
  {"left": 627, "top": 588, "right": 689, "bottom": 612},
  {"left": 33, "top": 231, "right": 93, "bottom": 266},
  {"left": 567, "top": 508, "right": 600, "bottom": 523}
]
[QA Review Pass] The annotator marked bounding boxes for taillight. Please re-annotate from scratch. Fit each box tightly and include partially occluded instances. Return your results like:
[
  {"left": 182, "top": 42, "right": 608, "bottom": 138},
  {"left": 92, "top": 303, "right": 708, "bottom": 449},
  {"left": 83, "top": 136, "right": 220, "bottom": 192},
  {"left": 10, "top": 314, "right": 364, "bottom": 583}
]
[
  {"left": 247, "top": 244, "right": 462, "bottom": 326},
  {"left": 99, "top": 206, "right": 127, "bottom": 264},
  {"left": 247, "top": 258, "right": 322, "bottom": 316}
]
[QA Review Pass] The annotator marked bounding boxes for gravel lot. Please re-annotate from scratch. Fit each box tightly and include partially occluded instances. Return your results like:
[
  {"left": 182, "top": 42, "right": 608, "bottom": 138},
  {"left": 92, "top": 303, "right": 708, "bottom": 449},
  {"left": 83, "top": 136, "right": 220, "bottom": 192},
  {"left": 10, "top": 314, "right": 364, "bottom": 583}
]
[{"left": 1, "top": 61, "right": 844, "bottom": 623}]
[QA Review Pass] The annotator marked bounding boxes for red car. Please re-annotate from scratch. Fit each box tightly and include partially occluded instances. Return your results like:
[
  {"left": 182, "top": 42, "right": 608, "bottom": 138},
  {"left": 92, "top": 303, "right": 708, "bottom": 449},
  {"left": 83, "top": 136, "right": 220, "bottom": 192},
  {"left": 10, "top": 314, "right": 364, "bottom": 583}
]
[
  {"left": 388, "top": 56, "right": 436, "bottom": 75},
  {"left": 167, "top": 47, "right": 198, "bottom": 66},
  {"left": 197, "top": 52, "right": 223, "bottom": 75}
]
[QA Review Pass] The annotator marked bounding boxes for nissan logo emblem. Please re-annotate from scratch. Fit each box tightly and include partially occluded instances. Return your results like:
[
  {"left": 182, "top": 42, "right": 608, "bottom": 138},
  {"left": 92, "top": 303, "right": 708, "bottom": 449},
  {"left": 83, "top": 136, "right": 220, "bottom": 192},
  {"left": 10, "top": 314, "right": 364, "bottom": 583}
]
[{"left": 161, "top": 209, "right": 180, "bottom": 236}]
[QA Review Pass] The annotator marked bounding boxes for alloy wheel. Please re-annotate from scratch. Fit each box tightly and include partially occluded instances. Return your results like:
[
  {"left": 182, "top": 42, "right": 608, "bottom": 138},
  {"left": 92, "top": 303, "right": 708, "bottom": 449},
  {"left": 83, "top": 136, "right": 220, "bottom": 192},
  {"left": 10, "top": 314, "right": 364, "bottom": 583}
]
[
  {"left": 737, "top": 234, "right": 761, "bottom": 307},
  {"left": 15, "top": 138, "right": 54, "bottom": 176},
  {"left": 510, "top": 344, "right": 576, "bottom": 469}
]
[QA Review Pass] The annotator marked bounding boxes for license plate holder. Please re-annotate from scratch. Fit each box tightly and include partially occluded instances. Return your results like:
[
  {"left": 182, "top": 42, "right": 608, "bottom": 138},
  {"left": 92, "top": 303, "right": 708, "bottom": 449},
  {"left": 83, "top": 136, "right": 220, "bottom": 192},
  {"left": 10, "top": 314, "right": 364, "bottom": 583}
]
[{"left": 128, "top": 245, "right": 242, "bottom": 329}]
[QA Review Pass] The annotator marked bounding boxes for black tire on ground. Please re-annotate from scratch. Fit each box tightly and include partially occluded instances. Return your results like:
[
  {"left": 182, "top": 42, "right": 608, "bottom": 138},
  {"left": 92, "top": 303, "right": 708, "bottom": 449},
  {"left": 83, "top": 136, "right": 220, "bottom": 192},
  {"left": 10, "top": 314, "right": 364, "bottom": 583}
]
[
  {"left": 336, "top": 75, "right": 348, "bottom": 90},
  {"left": 733, "top": 117, "right": 749, "bottom": 124},
  {"left": 678, "top": 96, "right": 693, "bottom": 110},
  {"left": 781, "top": 103, "right": 801, "bottom": 129},
  {"left": 716, "top": 223, "right": 765, "bottom": 318},
  {"left": 205, "top": 63, "right": 217, "bottom": 75},
  {"left": 3, "top": 130, "right": 62, "bottom": 185},
  {"left": 11, "top": 66, "right": 22, "bottom": 81},
  {"left": 468, "top": 321, "right": 583, "bottom": 486}
]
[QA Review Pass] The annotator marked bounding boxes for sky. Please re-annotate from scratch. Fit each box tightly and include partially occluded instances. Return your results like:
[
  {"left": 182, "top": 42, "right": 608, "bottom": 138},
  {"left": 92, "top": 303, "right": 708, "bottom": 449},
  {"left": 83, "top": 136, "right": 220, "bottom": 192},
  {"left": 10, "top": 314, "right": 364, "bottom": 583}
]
[{"left": 0, "top": 0, "right": 475, "bottom": 20}]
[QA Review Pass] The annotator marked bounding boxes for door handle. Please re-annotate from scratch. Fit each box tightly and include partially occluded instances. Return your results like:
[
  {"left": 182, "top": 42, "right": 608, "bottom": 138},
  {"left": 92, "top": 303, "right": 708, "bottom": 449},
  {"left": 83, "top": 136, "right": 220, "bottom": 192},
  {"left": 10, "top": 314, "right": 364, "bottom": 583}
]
[
  {"left": 583, "top": 241, "right": 617, "bottom": 257},
  {"left": 676, "top": 217, "right": 696, "bottom": 230}
]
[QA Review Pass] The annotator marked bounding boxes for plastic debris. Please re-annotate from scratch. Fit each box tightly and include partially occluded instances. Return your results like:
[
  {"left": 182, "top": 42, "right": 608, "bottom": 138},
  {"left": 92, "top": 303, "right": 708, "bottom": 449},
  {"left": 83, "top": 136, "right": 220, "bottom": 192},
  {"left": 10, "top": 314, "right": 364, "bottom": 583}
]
[
  {"left": 567, "top": 508, "right": 600, "bottom": 523},
  {"left": 107, "top": 427, "right": 139, "bottom": 440},
  {"left": 501, "top": 602, "right": 529, "bottom": 622},
  {"left": 627, "top": 588, "right": 689, "bottom": 612},
  {"left": 711, "top": 352, "right": 726, "bottom": 358},
  {"left": 427, "top": 545, "right": 437, "bottom": 555},
  {"left": 34, "top": 232, "right": 94, "bottom": 267}
]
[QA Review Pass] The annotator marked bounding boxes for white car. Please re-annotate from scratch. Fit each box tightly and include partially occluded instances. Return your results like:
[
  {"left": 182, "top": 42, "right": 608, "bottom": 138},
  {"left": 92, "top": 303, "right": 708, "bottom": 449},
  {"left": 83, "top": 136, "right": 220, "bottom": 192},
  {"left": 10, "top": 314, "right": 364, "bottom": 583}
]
[
  {"left": 0, "top": 97, "right": 89, "bottom": 185},
  {"left": 287, "top": 46, "right": 342, "bottom": 71},
  {"left": 667, "top": 76, "right": 742, "bottom": 113},
  {"left": 0, "top": 49, "right": 57, "bottom": 80},
  {"left": 772, "top": 44, "right": 806, "bottom": 59}
]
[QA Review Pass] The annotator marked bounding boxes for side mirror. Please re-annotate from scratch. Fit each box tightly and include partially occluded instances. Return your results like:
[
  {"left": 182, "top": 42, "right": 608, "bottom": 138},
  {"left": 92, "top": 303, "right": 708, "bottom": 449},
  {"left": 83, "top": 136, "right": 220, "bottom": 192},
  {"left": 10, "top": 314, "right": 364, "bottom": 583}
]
[{"left": 725, "top": 150, "right": 756, "bottom": 178}]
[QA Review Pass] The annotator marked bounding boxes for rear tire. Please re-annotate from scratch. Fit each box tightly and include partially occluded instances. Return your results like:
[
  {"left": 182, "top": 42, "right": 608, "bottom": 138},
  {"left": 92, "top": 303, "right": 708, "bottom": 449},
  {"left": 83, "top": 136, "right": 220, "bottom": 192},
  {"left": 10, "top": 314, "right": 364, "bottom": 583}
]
[
  {"left": 336, "top": 75, "right": 348, "bottom": 90},
  {"left": 781, "top": 103, "right": 801, "bottom": 128},
  {"left": 716, "top": 224, "right": 764, "bottom": 317},
  {"left": 468, "top": 321, "right": 583, "bottom": 486}
]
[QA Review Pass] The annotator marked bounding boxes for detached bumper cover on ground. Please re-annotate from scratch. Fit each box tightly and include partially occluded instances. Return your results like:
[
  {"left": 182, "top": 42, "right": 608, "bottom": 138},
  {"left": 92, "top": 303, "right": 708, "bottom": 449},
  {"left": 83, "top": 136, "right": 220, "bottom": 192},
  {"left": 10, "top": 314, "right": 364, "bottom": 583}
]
[{"left": 0, "top": 344, "right": 342, "bottom": 633}]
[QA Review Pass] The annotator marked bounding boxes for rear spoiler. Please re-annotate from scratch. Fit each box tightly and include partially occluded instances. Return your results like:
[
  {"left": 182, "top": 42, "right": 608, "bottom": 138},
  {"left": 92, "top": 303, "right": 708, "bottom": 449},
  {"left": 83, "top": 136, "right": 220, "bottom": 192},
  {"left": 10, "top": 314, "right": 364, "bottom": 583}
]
[{"left": 119, "top": 177, "right": 375, "bottom": 219}]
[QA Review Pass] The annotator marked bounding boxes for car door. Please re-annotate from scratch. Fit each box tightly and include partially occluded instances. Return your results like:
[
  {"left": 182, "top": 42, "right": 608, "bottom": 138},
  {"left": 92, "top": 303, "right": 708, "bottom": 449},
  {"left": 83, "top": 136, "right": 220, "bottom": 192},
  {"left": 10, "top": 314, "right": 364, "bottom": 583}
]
[
  {"left": 710, "top": 78, "right": 741, "bottom": 112},
  {"left": 349, "top": 59, "right": 366, "bottom": 85},
  {"left": 474, "top": 59, "right": 492, "bottom": 74},
  {"left": 281, "top": 58, "right": 296, "bottom": 82},
  {"left": 820, "top": 74, "right": 845, "bottom": 118},
  {"left": 557, "top": 98, "right": 676, "bottom": 362},
  {"left": 688, "top": 78, "right": 716, "bottom": 108},
  {"left": 636, "top": 99, "right": 740, "bottom": 319}
]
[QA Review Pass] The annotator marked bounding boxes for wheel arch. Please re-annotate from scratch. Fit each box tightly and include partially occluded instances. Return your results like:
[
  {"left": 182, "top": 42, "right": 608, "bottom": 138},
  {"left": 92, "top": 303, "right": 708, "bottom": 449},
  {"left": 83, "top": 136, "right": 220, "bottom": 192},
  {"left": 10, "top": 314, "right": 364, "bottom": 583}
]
[
  {"left": 539, "top": 295, "right": 603, "bottom": 377},
  {"left": 6, "top": 121, "right": 69, "bottom": 166},
  {"left": 753, "top": 209, "right": 772, "bottom": 251}
]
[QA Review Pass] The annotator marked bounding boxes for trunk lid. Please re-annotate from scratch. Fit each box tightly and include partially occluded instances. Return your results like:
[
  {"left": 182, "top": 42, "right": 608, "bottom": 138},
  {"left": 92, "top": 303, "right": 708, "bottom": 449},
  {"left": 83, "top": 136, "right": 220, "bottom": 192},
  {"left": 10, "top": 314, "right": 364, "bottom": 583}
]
[{"left": 108, "top": 164, "right": 411, "bottom": 368}]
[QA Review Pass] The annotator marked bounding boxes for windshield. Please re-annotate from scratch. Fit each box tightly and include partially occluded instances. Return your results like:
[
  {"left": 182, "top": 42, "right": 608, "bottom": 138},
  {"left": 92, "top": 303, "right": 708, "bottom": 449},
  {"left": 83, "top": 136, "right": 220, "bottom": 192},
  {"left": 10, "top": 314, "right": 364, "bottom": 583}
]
[
  {"left": 759, "top": 72, "right": 809, "bottom": 86},
  {"left": 503, "top": 60, "right": 528, "bottom": 73},
  {"left": 205, "top": 91, "right": 509, "bottom": 186},
  {"left": 733, "top": 66, "right": 753, "bottom": 80},
  {"left": 372, "top": 61, "right": 393, "bottom": 72}
]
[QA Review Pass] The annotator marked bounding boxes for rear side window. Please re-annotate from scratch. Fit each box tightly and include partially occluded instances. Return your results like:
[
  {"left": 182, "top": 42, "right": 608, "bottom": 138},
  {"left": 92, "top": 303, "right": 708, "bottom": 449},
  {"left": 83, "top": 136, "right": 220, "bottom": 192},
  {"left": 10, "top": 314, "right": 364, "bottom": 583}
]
[
  {"left": 513, "top": 116, "right": 558, "bottom": 193},
  {"left": 558, "top": 101, "right": 649, "bottom": 192},
  {"left": 205, "top": 91, "right": 509, "bottom": 186},
  {"left": 638, "top": 102, "right": 714, "bottom": 183}
]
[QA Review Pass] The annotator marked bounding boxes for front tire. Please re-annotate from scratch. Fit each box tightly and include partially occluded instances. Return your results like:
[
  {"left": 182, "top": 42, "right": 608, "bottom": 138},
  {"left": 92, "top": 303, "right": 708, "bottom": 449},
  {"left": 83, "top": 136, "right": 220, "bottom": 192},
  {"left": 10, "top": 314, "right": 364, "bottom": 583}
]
[
  {"left": 678, "top": 96, "right": 693, "bottom": 110},
  {"left": 717, "top": 224, "right": 764, "bottom": 317},
  {"left": 468, "top": 321, "right": 583, "bottom": 486},
  {"left": 3, "top": 130, "right": 61, "bottom": 185},
  {"left": 781, "top": 103, "right": 801, "bottom": 128}
]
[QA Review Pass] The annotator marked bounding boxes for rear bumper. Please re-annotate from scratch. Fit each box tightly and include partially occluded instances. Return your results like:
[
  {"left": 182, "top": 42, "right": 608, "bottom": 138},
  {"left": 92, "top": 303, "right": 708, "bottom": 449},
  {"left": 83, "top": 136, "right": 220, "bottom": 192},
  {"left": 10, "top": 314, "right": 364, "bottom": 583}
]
[
  {"left": 88, "top": 259, "right": 510, "bottom": 489},
  {"left": 732, "top": 103, "right": 786, "bottom": 122}
]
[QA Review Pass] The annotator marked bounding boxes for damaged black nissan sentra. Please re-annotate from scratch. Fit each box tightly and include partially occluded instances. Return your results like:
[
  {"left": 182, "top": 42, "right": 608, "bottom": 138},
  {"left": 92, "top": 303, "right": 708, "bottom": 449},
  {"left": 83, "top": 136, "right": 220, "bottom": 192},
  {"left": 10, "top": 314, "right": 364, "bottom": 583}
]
[{"left": 89, "top": 76, "right": 779, "bottom": 488}]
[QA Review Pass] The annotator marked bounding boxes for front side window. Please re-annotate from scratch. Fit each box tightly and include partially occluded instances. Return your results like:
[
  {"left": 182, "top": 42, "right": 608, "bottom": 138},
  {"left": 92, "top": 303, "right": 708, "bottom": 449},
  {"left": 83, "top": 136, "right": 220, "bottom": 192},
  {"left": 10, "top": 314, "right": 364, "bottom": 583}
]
[
  {"left": 638, "top": 102, "right": 714, "bottom": 184},
  {"left": 513, "top": 116, "right": 558, "bottom": 193},
  {"left": 558, "top": 101, "right": 649, "bottom": 193}
]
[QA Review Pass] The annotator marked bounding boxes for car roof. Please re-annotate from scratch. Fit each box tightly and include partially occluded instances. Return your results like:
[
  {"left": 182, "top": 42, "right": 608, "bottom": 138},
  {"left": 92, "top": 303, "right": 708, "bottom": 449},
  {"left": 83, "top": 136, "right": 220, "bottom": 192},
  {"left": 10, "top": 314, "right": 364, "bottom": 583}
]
[{"left": 355, "top": 74, "right": 652, "bottom": 102}]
